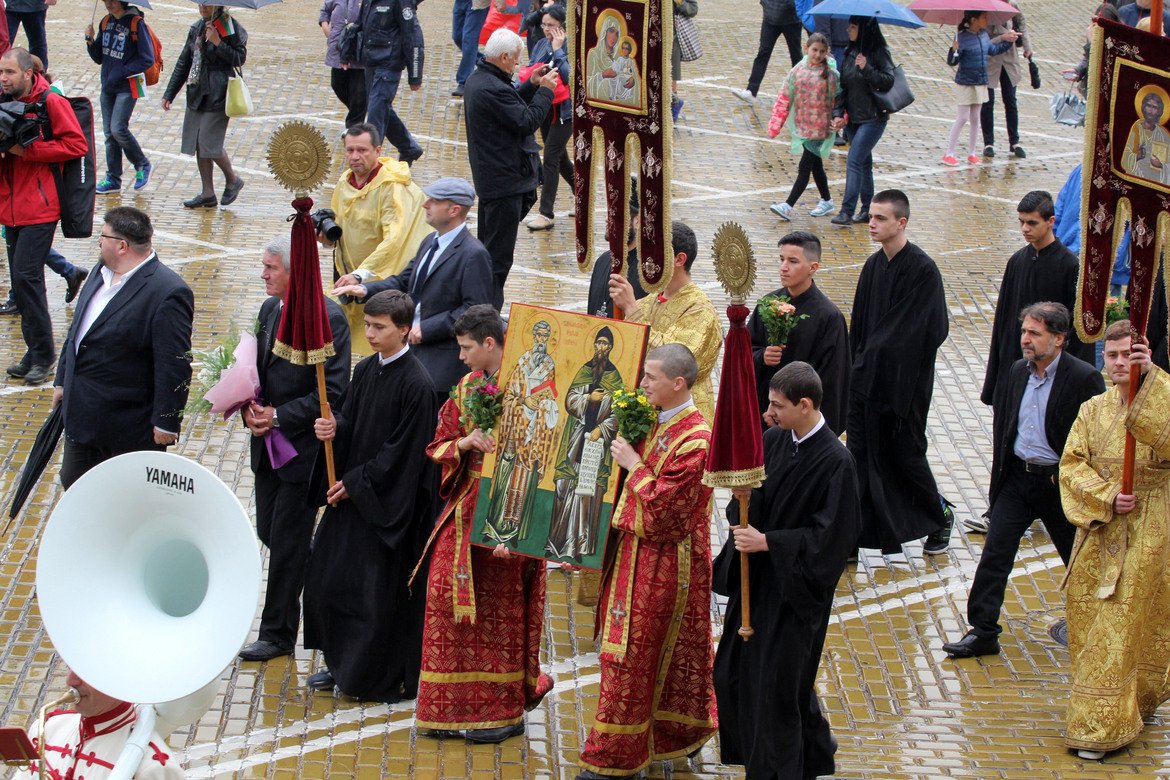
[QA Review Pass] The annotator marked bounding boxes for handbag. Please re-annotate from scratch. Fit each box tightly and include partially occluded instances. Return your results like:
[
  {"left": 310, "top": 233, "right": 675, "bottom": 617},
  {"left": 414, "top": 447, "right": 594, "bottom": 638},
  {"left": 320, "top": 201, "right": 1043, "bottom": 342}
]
[
  {"left": 946, "top": 45, "right": 958, "bottom": 67},
  {"left": 226, "top": 68, "right": 253, "bottom": 117},
  {"left": 674, "top": 12, "right": 702, "bottom": 62},
  {"left": 1028, "top": 55, "right": 1041, "bottom": 89},
  {"left": 872, "top": 65, "right": 915, "bottom": 114},
  {"left": 1050, "top": 87, "right": 1086, "bottom": 127},
  {"left": 337, "top": 22, "right": 362, "bottom": 66}
]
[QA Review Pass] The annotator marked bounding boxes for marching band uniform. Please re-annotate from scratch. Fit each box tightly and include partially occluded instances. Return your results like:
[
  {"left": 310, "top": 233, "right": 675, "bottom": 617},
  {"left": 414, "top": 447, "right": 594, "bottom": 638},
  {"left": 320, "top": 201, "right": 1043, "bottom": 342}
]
[{"left": 17, "top": 703, "right": 185, "bottom": 779}]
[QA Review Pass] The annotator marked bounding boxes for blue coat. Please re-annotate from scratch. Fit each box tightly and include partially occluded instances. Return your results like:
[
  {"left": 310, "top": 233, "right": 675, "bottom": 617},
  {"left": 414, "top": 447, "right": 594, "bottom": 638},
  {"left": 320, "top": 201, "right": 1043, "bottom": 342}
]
[
  {"left": 86, "top": 10, "right": 157, "bottom": 94},
  {"left": 951, "top": 30, "right": 1012, "bottom": 86},
  {"left": 1054, "top": 163, "right": 1129, "bottom": 285}
]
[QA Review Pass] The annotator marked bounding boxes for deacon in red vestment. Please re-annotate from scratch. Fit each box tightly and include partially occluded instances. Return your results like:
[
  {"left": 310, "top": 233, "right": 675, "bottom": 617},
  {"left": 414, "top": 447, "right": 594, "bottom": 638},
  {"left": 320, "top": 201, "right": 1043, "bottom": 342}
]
[
  {"left": 578, "top": 343, "right": 717, "bottom": 779},
  {"left": 414, "top": 305, "right": 554, "bottom": 743}
]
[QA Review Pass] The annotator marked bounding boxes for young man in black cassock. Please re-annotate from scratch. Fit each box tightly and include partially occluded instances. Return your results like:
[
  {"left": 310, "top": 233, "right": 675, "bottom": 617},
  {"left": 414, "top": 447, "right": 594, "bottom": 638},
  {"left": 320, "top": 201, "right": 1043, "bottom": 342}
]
[
  {"left": 713, "top": 361, "right": 860, "bottom": 780},
  {"left": 303, "top": 289, "right": 438, "bottom": 702},
  {"left": 970, "top": 191, "right": 1096, "bottom": 533},
  {"left": 847, "top": 189, "right": 953, "bottom": 556},
  {"left": 748, "top": 230, "right": 850, "bottom": 434}
]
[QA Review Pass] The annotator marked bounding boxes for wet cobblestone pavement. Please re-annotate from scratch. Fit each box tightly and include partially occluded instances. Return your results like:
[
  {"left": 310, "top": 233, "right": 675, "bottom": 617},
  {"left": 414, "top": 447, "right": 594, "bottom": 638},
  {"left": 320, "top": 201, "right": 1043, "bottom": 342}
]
[{"left": 3, "top": 0, "right": 1169, "bottom": 777}]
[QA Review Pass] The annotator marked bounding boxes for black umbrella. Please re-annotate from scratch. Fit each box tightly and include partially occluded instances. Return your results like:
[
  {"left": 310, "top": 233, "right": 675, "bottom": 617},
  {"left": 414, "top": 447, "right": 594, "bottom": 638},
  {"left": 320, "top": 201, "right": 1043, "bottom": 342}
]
[{"left": 8, "top": 405, "right": 64, "bottom": 520}]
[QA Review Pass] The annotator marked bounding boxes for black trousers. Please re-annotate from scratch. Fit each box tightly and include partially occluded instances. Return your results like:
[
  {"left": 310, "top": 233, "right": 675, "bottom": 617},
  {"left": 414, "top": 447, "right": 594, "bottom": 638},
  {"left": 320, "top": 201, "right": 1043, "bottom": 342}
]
[
  {"left": 981, "top": 69, "right": 1019, "bottom": 147},
  {"left": 786, "top": 147, "right": 830, "bottom": 206},
  {"left": 746, "top": 19, "right": 803, "bottom": 95},
  {"left": 966, "top": 458, "right": 1076, "bottom": 637},
  {"left": 6, "top": 221, "right": 57, "bottom": 367},
  {"left": 479, "top": 190, "right": 536, "bottom": 310},
  {"left": 254, "top": 459, "right": 319, "bottom": 648},
  {"left": 330, "top": 66, "right": 369, "bottom": 129},
  {"left": 538, "top": 114, "right": 573, "bottom": 218},
  {"left": 60, "top": 436, "right": 165, "bottom": 489}
]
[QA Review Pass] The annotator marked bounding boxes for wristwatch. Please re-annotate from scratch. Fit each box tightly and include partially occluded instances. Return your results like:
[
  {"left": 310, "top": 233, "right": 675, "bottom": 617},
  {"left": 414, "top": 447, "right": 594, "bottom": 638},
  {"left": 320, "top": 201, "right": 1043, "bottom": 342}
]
[{"left": 271, "top": 409, "right": 280, "bottom": 428}]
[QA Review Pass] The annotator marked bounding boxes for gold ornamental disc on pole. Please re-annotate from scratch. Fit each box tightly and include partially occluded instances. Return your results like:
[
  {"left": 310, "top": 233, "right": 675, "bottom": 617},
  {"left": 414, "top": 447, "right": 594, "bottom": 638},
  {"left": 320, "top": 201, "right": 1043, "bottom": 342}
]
[
  {"left": 266, "top": 121, "right": 331, "bottom": 197},
  {"left": 711, "top": 222, "right": 756, "bottom": 305}
]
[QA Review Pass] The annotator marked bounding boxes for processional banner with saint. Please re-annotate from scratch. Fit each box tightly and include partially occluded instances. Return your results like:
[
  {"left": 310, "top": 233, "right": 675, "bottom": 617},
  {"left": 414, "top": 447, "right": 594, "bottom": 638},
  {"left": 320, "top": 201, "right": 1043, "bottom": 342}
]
[
  {"left": 470, "top": 303, "right": 648, "bottom": 570},
  {"left": 1077, "top": 18, "right": 1170, "bottom": 342}
]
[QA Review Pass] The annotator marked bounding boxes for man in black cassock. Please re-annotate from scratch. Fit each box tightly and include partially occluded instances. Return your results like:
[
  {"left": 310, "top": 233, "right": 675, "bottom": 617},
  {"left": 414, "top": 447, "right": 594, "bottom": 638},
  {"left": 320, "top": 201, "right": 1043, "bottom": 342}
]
[
  {"left": 748, "top": 230, "right": 850, "bottom": 434},
  {"left": 587, "top": 182, "right": 645, "bottom": 318},
  {"left": 713, "top": 361, "right": 860, "bottom": 780},
  {"left": 847, "top": 190, "right": 952, "bottom": 556},
  {"left": 303, "top": 289, "right": 437, "bottom": 703},
  {"left": 972, "top": 190, "right": 1096, "bottom": 534}
]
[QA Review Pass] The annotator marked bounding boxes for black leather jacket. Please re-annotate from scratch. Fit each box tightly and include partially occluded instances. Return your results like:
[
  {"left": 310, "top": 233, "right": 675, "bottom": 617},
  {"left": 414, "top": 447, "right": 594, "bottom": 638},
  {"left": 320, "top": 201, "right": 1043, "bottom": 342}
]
[
  {"left": 833, "top": 44, "right": 895, "bottom": 125},
  {"left": 359, "top": 0, "right": 424, "bottom": 83},
  {"left": 163, "top": 16, "right": 248, "bottom": 112}
]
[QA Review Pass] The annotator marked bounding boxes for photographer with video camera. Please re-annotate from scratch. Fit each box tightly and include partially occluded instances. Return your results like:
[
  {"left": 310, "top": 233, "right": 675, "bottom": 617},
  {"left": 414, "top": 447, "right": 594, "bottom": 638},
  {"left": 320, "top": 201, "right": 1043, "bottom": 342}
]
[
  {"left": 320, "top": 121, "right": 429, "bottom": 355},
  {"left": 0, "top": 46, "right": 88, "bottom": 385}
]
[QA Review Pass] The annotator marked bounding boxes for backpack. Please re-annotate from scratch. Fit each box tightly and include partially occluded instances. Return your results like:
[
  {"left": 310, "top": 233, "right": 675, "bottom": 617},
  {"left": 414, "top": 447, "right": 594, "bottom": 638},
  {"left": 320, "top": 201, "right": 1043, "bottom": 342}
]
[
  {"left": 100, "top": 13, "right": 164, "bottom": 86},
  {"left": 35, "top": 95, "right": 96, "bottom": 239}
]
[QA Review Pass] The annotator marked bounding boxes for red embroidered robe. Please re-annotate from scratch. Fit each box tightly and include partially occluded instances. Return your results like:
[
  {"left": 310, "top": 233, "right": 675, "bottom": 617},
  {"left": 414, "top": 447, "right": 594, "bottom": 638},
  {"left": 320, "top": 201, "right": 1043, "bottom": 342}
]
[
  {"left": 16, "top": 702, "right": 184, "bottom": 779},
  {"left": 413, "top": 370, "right": 554, "bottom": 729},
  {"left": 579, "top": 406, "right": 718, "bottom": 775}
]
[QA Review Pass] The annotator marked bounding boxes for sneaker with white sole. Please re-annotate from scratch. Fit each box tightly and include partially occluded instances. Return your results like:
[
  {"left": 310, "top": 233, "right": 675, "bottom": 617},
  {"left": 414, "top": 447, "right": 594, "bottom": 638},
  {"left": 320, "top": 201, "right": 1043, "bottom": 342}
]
[
  {"left": 769, "top": 202, "right": 794, "bottom": 220},
  {"left": 1077, "top": 750, "right": 1106, "bottom": 761},
  {"left": 923, "top": 502, "right": 955, "bottom": 555},
  {"left": 963, "top": 512, "right": 990, "bottom": 533},
  {"left": 810, "top": 199, "right": 835, "bottom": 217},
  {"left": 731, "top": 88, "right": 757, "bottom": 104}
]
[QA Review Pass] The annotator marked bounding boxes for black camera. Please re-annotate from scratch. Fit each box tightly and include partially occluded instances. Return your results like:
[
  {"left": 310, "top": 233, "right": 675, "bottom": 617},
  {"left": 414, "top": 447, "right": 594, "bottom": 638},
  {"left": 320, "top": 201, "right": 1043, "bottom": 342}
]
[
  {"left": 312, "top": 208, "right": 342, "bottom": 242},
  {"left": 0, "top": 100, "right": 42, "bottom": 153}
]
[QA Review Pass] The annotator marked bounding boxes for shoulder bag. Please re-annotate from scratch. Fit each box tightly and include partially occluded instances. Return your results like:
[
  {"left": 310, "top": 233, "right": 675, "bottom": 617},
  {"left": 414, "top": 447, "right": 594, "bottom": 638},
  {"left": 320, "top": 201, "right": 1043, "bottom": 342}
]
[
  {"left": 872, "top": 64, "right": 915, "bottom": 114},
  {"left": 674, "top": 12, "right": 702, "bottom": 62},
  {"left": 226, "top": 67, "right": 253, "bottom": 117}
]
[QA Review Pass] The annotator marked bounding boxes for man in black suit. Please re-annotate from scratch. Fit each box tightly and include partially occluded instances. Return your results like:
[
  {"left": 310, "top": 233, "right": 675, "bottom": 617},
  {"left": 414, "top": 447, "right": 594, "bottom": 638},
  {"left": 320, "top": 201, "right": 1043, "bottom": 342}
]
[
  {"left": 332, "top": 176, "right": 493, "bottom": 404},
  {"left": 943, "top": 301, "right": 1105, "bottom": 658},
  {"left": 52, "top": 207, "right": 194, "bottom": 488},
  {"left": 237, "top": 235, "right": 352, "bottom": 663}
]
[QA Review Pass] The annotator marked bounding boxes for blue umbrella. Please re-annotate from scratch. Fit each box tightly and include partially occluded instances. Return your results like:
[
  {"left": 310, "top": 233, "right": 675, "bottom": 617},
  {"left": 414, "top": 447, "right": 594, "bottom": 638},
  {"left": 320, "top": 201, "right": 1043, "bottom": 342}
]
[{"left": 807, "top": 0, "right": 925, "bottom": 28}]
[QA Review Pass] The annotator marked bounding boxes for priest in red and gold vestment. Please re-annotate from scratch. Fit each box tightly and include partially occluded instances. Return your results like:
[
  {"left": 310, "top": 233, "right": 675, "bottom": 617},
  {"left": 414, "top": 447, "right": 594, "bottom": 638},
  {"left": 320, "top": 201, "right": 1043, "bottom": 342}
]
[
  {"left": 16, "top": 669, "right": 186, "bottom": 779},
  {"left": 413, "top": 305, "right": 554, "bottom": 743},
  {"left": 577, "top": 343, "right": 717, "bottom": 779}
]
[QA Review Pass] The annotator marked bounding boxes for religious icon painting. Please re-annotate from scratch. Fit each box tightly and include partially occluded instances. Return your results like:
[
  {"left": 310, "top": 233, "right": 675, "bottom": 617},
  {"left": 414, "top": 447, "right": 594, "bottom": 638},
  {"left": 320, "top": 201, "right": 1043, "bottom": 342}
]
[
  {"left": 583, "top": 1, "right": 649, "bottom": 114},
  {"left": 1076, "top": 18, "right": 1170, "bottom": 344},
  {"left": 470, "top": 303, "right": 649, "bottom": 570}
]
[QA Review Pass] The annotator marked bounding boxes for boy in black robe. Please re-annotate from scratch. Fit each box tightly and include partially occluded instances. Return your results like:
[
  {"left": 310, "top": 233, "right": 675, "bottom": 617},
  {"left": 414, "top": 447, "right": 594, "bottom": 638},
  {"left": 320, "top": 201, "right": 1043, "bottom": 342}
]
[
  {"left": 713, "top": 361, "right": 860, "bottom": 780},
  {"left": 303, "top": 289, "right": 438, "bottom": 702},
  {"left": 847, "top": 189, "right": 952, "bottom": 556},
  {"left": 748, "top": 230, "right": 850, "bottom": 434}
]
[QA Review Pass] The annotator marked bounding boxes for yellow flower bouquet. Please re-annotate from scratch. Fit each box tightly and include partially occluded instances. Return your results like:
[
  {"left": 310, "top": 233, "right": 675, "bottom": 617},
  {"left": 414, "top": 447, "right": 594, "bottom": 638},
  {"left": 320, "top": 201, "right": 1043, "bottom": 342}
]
[{"left": 612, "top": 386, "right": 657, "bottom": 444}]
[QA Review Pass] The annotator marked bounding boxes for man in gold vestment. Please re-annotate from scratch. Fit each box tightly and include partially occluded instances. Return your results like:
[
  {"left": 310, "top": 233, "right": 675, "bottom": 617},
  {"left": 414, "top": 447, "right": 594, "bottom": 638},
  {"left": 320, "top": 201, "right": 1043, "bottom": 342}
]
[
  {"left": 577, "top": 344, "right": 717, "bottom": 779},
  {"left": 1059, "top": 319, "right": 1170, "bottom": 760},
  {"left": 609, "top": 221, "right": 722, "bottom": 421}
]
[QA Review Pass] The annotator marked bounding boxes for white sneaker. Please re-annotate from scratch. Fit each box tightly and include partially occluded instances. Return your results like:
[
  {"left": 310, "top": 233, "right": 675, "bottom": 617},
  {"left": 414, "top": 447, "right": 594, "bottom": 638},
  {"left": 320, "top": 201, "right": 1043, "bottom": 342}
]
[
  {"left": 731, "top": 88, "right": 756, "bottom": 104},
  {"left": 810, "top": 199, "right": 835, "bottom": 217},
  {"left": 769, "top": 202, "right": 794, "bottom": 220},
  {"left": 963, "top": 513, "right": 990, "bottom": 533},
  {"left": 1076, "top": 750, "right": 1106, "bottom": 761}
]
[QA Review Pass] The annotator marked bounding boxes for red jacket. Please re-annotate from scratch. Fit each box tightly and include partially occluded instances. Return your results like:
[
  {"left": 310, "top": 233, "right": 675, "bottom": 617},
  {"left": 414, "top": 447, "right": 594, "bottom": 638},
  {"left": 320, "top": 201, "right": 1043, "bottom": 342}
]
[{"left": 0, "top": 73, "right": 89, "bottom": 227}]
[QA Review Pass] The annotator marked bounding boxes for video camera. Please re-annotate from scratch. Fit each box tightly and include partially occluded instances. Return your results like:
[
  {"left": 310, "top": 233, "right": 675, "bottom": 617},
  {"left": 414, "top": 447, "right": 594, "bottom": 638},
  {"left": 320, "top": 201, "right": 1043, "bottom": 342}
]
[{"left": 0, "top": 101, "right": 43, "bottom": 153}]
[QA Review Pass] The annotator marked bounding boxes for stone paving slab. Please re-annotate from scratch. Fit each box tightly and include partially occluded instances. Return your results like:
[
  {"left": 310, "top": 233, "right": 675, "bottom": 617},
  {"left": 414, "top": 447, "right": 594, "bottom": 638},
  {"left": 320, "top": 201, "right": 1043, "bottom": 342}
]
[{"left": 3, "top": 0, "right": 1170, "bottom": 777}]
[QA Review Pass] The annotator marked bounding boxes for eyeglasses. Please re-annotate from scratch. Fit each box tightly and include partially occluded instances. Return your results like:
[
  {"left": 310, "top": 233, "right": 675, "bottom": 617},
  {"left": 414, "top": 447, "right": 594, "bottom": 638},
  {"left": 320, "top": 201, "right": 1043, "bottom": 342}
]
[
  {"left": 99, "top": 233, "right": 126, "bottom": 244},
  {"left": 541, "top": 22, "right": 561, "bottom": 29}
]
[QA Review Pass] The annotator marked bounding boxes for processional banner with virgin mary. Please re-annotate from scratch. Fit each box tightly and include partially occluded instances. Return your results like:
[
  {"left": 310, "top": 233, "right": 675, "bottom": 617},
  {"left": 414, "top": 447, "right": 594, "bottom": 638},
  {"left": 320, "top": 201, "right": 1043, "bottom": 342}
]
[
  {"left": 1077, "top": 17, "right": 1170, "bottom": 342},
  {"left": 571, "top": 0, "right": 674, "bottom": 293},
  {"left": 470, "top": 303, "right": 648, "bottom": 570}
]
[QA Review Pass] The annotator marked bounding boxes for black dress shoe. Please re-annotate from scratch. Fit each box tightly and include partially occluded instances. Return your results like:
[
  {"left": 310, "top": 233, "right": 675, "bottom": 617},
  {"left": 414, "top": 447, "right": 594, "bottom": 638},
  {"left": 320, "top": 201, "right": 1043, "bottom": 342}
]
[
  {"left": 417, "top": 727, "right": 462, "bottom": 738},
  {"left": 400, "top": 146, "right": 424, "bottom": 165},
  {"left": 464, "top": 722, "right": 525, "bottom": 743},
  {"left": 183, "top": 194, "right": 218, "bottom": 208},
  {"left": 0, "top": 300, "right": 19, "bottom": 315},
  {"left": 852, "top": 211, "right": 870, "bottom": 223},
  {"left": 64, "top": 267, "right": 88, "bottom": 303},
  {"left": 830, "top": 212, "right": 853, "bottom": 227},
  {"left": 221, "top": 177, "right": 245, "bottom": 206},
  {"left": 942, "top": 631, "right": 1000, "bottom": 658},
  {"left": 1048, "top": 618, "right": 1069, "bottom": 648},
  {"left": 23, "top": 364, "right": 51, "bottom": 385},
  {"left": 238, "top": 640, "right": 293, "bottom": 662},
  {"left": 307, "top": 669, "right": 335, "bottom": 690}
]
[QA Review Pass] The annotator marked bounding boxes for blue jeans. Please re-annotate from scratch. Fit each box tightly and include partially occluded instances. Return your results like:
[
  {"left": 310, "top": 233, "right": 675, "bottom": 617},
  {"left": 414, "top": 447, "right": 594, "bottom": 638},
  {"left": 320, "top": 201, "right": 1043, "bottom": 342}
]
[
  {"left": 841, "top": 118, "right": 887, "bottom": 217},
  {"left": 452, "top": 0, "right": 488, "bottom": 87},
  {"left": 365, "top": 66, "right": 420, "bottom": 158},
  {"left": 100, "top": 90, "right": 148, "bottom": 186},
  {"left": 7, "top": 10, "right": 48, "bottom": 67}
]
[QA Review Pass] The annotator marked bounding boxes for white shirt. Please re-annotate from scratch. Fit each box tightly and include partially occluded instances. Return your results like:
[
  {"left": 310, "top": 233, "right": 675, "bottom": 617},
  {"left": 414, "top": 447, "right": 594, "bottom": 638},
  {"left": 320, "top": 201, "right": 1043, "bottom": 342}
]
[
  {"left": 378, "top": 343, "right": 410, "bottom": 366},
  {"left": 75, "top": 254, "right": 154, "bottom": 350},
  {"left": 411, "top": 224, "right": 466, "bottom": 331},
  {"left": 657, "top": 396, "right": 694, "bottom": 423},
  {"left": 791, "top": 413, "right": 826, "bottom": 445}
]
